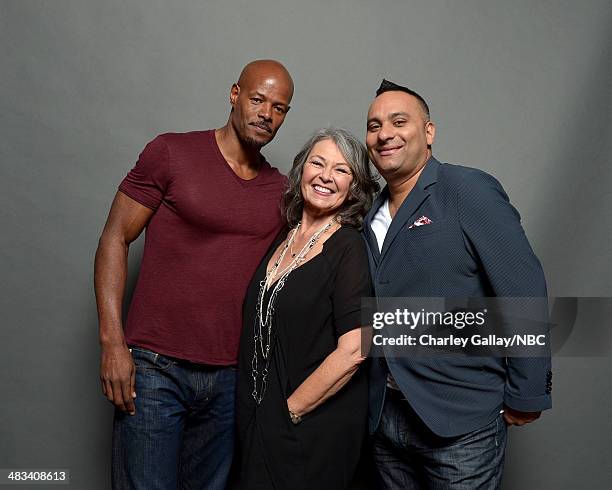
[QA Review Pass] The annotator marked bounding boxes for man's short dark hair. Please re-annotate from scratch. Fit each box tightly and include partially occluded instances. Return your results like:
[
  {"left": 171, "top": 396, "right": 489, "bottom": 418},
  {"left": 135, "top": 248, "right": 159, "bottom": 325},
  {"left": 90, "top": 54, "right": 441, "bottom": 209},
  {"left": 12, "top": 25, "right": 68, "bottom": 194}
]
[{"left": 376, "top": 79, "right": 430, "bottom": 120}]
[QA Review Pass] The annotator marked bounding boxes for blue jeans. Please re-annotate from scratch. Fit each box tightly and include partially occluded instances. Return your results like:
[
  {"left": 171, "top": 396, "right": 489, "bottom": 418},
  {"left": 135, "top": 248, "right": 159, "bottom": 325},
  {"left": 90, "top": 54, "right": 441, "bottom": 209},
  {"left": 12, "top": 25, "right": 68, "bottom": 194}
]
[
  {"left": 372, "top": 390, "right": 507, "bottom": 490},
  {"left": 112, "top": 346, "right": 236, "bottom": 490}
]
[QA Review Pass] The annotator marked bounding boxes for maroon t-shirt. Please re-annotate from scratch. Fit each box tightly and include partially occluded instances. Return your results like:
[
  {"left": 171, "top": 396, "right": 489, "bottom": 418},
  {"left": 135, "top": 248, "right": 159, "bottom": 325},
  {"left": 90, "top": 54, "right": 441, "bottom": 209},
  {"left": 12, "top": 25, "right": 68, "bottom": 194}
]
[{"left": 118, "top": 130, "right": 287, "bottom": 364}]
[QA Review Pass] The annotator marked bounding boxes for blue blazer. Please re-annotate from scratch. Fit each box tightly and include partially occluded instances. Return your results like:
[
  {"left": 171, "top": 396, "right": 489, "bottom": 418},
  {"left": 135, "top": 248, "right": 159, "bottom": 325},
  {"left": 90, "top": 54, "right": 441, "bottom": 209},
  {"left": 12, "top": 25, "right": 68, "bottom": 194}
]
[{"left": 364, "top": 157, "right": 552, "bottom": 437}]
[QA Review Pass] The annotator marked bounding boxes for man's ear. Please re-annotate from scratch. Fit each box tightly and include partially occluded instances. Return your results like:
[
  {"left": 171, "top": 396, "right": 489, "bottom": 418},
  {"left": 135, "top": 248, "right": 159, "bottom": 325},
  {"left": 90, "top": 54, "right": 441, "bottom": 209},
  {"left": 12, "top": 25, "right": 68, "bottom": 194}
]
[
  {"left": 425, "top": 120, "right": 436, "bottom": 146},
  {"left": 230, "top": 83, "right": 240, "bottom": 107}
]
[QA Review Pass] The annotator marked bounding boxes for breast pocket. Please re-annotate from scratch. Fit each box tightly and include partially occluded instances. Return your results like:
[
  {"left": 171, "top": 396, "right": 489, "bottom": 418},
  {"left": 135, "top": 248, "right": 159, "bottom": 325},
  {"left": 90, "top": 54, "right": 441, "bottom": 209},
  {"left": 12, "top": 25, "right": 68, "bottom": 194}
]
[
  {"left": 378, "top": 221, "right": 448, "bottom": 288},
  {"left": 404, "top": 220, "right": 446, "bottom": 239}
]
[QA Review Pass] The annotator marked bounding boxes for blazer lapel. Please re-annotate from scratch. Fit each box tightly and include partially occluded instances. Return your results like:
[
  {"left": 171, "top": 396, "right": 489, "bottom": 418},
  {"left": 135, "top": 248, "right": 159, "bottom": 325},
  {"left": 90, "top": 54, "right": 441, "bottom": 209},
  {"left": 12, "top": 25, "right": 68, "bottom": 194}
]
[
  {"left": 380, "top": 157, "right": 440, "bottom": 261},
  {"left": 363, "top": 187, "right": 389, "bottom": 266}
]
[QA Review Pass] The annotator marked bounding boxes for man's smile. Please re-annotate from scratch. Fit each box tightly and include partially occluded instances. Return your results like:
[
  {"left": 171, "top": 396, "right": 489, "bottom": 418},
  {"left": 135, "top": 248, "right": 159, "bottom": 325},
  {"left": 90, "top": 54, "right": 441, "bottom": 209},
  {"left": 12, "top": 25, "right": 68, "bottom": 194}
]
[{"left": 377, "top": 145, "right": 403, "bottom": 156}]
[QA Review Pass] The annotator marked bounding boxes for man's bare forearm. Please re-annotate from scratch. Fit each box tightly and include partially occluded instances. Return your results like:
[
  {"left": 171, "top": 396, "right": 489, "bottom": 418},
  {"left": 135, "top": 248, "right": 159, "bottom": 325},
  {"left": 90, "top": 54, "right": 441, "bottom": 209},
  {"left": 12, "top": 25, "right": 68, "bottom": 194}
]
[{"left": 94, "top": 234, "right": 129, "bottom": 347}]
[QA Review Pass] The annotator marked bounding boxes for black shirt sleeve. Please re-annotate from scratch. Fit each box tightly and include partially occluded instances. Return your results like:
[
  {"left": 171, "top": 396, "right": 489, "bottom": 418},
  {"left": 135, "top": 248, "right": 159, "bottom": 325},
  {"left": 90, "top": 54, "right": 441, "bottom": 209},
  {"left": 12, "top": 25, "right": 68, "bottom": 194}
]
[{"left": 331, "top": 229, "right": 374, "bottom": 338}]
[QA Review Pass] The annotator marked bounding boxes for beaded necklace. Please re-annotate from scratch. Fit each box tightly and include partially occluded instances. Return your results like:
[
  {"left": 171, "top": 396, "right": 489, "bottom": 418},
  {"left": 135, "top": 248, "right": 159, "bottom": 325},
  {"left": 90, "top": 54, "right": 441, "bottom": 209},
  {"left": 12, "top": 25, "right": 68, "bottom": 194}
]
[{"left": 251, "top": 219, "right": 334, "bottom": 405}]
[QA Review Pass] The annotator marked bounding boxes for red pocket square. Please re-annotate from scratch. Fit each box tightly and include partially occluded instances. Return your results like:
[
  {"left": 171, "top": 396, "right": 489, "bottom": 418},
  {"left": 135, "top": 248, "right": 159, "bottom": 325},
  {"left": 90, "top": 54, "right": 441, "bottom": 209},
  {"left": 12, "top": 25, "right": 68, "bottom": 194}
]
[{"left": 408, "top": 216, "right": 433, "bottom": 229}]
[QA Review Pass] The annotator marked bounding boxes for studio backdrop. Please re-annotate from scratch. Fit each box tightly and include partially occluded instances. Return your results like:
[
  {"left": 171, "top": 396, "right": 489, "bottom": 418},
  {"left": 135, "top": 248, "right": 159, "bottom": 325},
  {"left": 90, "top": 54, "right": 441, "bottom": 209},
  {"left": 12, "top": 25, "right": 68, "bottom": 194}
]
[{"left": 1, "top": 0, "right": 611, "bottom": 488}]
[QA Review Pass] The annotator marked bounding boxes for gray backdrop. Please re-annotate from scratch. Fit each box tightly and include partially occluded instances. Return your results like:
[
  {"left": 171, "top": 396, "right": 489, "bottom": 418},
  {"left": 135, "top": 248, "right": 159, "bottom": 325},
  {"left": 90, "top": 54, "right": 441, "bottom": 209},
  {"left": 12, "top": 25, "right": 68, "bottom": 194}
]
[{"left": 2, "top": 0, "right": 611, "bottom": 488}]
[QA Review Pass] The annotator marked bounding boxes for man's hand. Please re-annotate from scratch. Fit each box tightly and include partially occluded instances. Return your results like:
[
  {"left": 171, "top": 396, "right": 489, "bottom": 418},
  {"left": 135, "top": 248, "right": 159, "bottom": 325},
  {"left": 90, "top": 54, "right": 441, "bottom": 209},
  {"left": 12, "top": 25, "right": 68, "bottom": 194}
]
[
  {"left": 503, "top": 405, "right": 541, "bottom": 426},
  {"left": 100, "top": 344, "right": 136, "bottom": 415}
]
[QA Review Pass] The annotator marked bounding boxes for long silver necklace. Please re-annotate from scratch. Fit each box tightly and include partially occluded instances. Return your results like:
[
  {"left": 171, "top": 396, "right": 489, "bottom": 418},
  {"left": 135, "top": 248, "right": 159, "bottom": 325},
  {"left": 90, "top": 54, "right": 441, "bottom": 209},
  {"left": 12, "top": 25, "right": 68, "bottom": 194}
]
[{"left": 251, "top": 219, "right": 334, "bottom": 405}]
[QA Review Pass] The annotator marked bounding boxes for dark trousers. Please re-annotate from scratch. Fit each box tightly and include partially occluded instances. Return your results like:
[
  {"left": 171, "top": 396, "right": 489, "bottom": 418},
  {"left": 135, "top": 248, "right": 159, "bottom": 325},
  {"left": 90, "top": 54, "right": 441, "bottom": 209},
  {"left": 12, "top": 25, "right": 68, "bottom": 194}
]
[
  {"left": 372, "top": 390, "right": 507, "bottom": 490},
  {"left": 112, "top": 346, "right": 236, "bottom": 490}
]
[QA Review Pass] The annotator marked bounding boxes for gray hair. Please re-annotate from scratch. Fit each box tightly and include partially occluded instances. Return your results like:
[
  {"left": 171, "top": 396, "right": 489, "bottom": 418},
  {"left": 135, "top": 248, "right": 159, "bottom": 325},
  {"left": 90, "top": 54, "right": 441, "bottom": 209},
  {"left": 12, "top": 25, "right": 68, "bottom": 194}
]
[{"left": 282, "top": 128, "right": 380, "bottom": 229}]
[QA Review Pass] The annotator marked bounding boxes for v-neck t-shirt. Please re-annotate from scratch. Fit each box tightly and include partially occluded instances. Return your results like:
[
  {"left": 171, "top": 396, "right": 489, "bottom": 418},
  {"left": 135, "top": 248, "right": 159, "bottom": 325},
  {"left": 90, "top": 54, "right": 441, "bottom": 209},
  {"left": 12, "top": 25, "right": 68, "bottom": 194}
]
[{"left": 118, "top": 130, "right": 287, "bottom": 364}]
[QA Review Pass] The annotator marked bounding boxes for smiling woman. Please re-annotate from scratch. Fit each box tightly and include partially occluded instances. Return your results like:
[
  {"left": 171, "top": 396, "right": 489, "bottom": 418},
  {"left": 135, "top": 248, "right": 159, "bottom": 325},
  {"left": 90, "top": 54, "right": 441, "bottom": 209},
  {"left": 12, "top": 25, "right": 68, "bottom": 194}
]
[
  {"left": 284, "top": 128, "right": 380, "bottom": 229},
  {"left": 300, "top": 139, "right": 354, "bottom": 217},
  {"left": 236, "top": 128, "right": 379, "bottom": 489}
]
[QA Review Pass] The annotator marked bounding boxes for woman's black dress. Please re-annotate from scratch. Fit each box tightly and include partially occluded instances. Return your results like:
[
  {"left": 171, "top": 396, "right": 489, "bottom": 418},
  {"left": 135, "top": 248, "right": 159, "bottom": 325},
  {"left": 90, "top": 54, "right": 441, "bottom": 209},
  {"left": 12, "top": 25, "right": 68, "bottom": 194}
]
[{"left": 236, "top": 226, "right": 373, "bottom": 490}]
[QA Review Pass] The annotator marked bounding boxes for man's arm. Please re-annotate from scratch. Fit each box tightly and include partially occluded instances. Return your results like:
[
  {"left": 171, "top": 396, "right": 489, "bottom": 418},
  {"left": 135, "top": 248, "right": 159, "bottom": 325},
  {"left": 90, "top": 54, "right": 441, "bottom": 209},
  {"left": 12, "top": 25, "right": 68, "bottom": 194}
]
[
  {"left": 94, "top": 191, "right": 154, "bottom": 415},
  {"left": 457, "top": 168, "right": 551, "bottom": 426}
]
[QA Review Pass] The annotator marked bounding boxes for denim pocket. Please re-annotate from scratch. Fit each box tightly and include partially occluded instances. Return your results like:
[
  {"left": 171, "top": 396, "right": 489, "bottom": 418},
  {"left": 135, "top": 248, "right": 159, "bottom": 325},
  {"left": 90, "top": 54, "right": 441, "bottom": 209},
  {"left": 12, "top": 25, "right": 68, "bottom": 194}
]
[
  {"left": 130, "top": 346, "right": 176, "bottom": 372},
  {"left": 450, "top": 414, "right": 499, "bottom": 452},
  {"left": 495, "top": 412, "right": 508, "bottom": 449}
]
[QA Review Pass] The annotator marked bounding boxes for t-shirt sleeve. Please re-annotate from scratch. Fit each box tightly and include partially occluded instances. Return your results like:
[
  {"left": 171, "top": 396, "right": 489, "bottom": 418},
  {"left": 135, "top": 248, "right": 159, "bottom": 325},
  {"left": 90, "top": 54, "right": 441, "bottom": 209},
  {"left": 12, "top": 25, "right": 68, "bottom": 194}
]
[
  {"left": 118, "top": 135, "right": 170, "bottom": 210},
  {"left": 332, "top": 232, "right": 374, "bottom": 338}
]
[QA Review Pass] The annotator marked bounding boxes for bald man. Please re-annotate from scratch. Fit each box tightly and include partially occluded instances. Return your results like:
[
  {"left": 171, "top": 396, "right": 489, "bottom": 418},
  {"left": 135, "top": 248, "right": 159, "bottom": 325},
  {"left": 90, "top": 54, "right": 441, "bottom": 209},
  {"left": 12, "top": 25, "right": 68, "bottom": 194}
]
[{"left": 95, "top": 60, "right": 294, "bottom": 489}]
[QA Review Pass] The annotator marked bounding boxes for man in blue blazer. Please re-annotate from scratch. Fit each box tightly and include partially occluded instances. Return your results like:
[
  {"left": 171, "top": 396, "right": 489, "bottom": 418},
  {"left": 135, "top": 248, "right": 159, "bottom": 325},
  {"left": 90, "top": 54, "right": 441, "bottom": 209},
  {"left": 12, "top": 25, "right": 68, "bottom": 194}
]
[{"left": 364, "top": 80, "right": 552, "bottom": 489}]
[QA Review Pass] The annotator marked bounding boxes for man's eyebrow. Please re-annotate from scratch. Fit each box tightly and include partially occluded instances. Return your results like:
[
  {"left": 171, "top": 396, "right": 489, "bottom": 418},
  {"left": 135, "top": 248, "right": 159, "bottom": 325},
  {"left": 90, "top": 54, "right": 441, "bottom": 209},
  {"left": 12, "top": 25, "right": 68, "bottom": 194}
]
[
  {"left": 250, "top": 91, "right": 288, "bottom": 107},
  {"left": 367, "top": 112, "right": 411, "bottom": 124}
]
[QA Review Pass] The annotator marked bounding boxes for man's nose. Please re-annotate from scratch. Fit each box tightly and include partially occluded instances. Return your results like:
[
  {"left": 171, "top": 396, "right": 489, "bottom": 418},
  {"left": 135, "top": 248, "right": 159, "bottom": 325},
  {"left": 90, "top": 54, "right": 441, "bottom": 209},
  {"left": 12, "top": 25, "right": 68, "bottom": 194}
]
[
  {"left": 378, "top": 122, "right": 394, "bottom": 142},
  {"left": 258, "top": 103, "right": 272, "bottom": 121}
]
